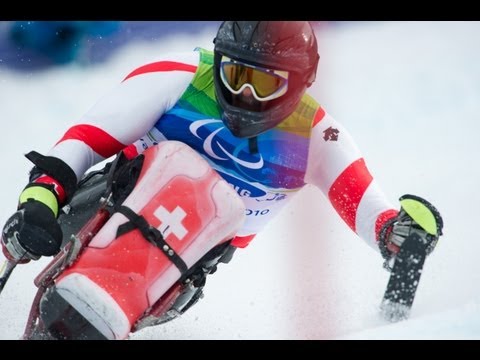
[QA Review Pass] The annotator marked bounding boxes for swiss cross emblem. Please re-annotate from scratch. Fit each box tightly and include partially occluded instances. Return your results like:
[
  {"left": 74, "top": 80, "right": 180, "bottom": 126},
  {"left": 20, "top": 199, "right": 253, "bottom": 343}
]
[
  {"left": 323, "top": 126, "right": 339, "bottom": 141},
  {"left": 153, "top": 205, "right": 188, "bottom": 240}
]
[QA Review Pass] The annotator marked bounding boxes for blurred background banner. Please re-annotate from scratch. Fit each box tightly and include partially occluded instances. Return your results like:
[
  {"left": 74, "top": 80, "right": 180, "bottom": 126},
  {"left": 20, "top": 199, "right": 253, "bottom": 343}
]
[{"left": 0, "top": 21, "right": 221, "bottom": 70}]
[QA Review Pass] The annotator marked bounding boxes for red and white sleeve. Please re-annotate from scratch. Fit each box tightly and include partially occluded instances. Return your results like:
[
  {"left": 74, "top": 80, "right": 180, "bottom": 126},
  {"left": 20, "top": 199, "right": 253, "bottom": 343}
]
[
  {"left": 305, "top": 108, "right": 398, "bottom": 251},
  {"left": 47, "top": 51, "right": 199, "bottom": 182}
]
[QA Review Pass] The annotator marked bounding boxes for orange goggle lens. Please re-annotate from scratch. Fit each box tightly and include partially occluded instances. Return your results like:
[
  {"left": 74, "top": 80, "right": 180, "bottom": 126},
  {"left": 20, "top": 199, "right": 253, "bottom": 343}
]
[{"left": 220, "top": 57, "right": 288, "bottom": 101}]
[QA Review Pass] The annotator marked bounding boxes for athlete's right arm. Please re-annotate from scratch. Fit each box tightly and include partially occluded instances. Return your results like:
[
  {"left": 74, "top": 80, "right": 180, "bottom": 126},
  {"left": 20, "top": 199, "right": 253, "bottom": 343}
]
[
  {"left": 1, "top": 51, "right": 200, "bottom": 262},
  {"left": 48, "top": 51, "right": 200, "bottom": 181}
]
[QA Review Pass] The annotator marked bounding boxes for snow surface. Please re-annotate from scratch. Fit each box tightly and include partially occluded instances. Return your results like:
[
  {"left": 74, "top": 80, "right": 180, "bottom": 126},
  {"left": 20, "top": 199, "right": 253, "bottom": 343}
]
[{"left": 1, "top": 21, "right": 479, "bottom": 340}]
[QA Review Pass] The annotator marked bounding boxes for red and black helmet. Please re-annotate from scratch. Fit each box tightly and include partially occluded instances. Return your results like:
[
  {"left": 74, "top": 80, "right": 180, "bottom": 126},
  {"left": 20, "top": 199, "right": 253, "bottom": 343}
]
[{"left": 213, "top": 21, "right": 319, "bottom": 138}]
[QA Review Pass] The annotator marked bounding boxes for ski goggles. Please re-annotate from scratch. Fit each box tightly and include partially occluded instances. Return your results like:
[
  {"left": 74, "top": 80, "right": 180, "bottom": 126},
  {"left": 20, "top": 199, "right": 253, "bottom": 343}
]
[{"left": 219, "top": 56, "right": 289, "bottom": 102}]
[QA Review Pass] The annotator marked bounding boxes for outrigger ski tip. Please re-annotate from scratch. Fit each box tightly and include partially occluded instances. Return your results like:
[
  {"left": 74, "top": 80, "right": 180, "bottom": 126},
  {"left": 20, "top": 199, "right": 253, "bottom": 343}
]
[{"left": 380, "top": 232, "right": 428, "bottom": 322}]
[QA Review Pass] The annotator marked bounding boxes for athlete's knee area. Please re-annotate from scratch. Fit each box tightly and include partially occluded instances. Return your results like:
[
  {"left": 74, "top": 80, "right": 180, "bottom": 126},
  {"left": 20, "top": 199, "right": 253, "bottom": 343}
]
[
  {"left": 33, "top": 242, "right": 239, "bottom": 339},
  {"left": 34, "top": 286, "right": 108, "bottom": 340}
]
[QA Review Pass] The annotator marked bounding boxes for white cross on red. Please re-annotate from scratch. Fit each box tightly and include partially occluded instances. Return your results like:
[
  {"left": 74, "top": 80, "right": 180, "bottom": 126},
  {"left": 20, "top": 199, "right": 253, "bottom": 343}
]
[{"left": 153, "top": 205, "right": 188, "bottom": 241}]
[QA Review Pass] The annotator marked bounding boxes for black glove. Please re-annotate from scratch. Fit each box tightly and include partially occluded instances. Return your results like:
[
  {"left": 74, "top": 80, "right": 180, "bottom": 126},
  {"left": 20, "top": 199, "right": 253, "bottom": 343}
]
[
  {"left": 2, "top": 185, "right": 63, "bottom": 263},
  {"left": 378, "top": 194, "right": 444, "bottom": 268}
]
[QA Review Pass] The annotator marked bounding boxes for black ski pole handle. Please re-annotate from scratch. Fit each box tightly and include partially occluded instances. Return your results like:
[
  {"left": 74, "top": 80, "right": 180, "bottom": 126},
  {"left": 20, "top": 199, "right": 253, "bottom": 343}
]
[{"left": 0, "top": 259, "right": 17, "bottom": 295}]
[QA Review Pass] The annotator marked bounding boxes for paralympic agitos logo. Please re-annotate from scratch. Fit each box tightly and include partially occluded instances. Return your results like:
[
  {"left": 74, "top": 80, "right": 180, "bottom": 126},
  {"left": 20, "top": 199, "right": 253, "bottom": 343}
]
[{"left": 189, "top": 119, "right": 264, "bottom": 170}]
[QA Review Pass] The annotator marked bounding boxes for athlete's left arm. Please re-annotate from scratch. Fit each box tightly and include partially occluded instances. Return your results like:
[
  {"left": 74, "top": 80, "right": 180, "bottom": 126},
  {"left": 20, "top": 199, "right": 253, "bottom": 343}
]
[{"left": 304, "top": 107, "right": 398, "bottom": 251}]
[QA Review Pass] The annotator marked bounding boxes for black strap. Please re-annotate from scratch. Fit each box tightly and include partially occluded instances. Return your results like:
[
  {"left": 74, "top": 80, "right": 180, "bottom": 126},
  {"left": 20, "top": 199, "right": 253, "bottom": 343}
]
[
  {"left": 25, "top": 151, "right": 78, "bottom": 202},
  {"left": 105, "top": 152, "right": 144, "bottom": 205},
  {"left": 115, "top": 205, "right": 188, "bottom": 275},
  {"left": 248, "top": 137, "right": 258, "bottom": 154}
]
